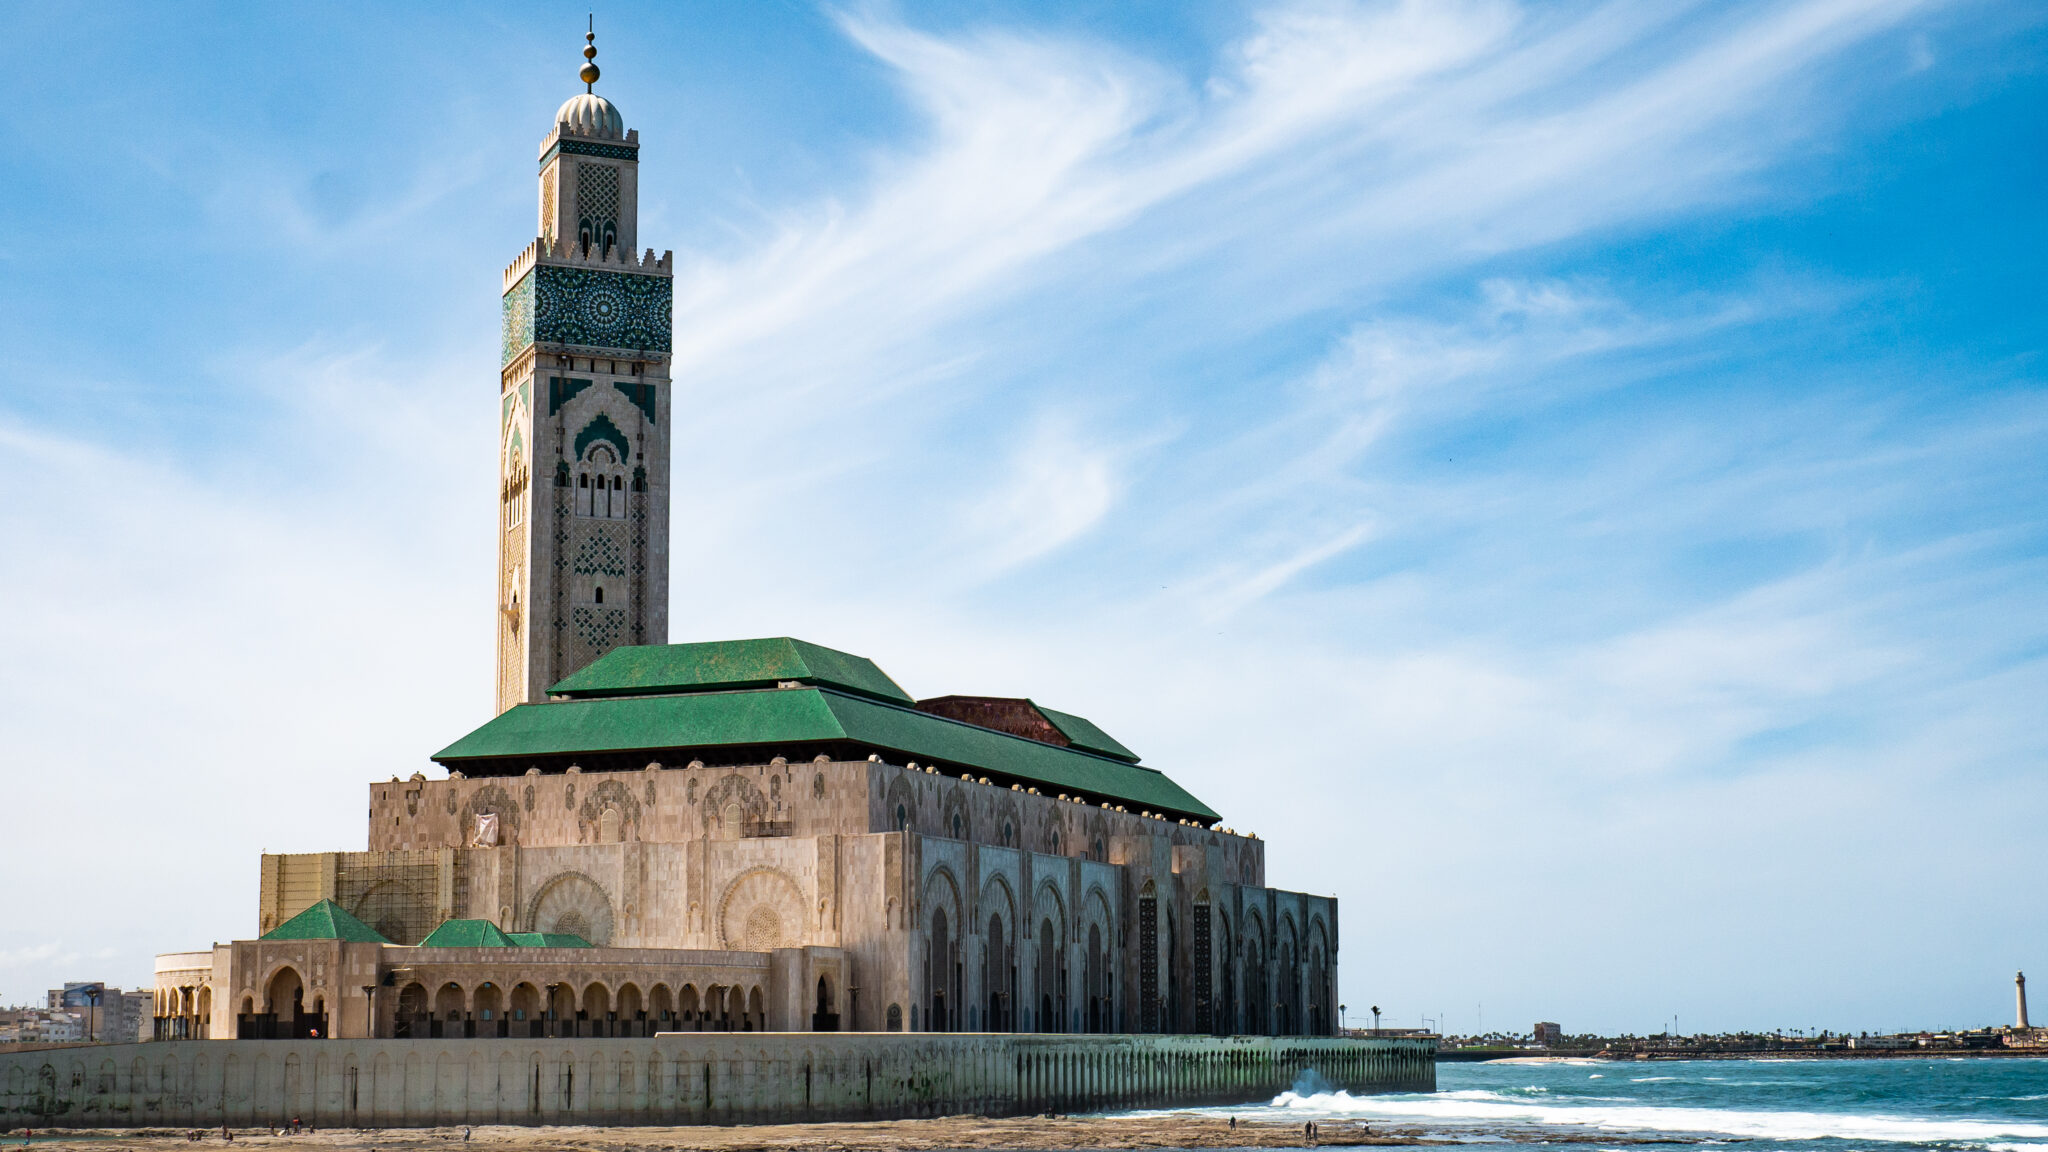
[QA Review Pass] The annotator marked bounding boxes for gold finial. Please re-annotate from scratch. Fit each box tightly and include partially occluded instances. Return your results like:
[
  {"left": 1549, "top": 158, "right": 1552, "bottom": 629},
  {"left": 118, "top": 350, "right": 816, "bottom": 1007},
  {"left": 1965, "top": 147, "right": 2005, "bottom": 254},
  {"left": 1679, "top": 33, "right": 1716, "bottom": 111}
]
[{"left": 579, "top": 15, "right": 600, "bottom": 91}]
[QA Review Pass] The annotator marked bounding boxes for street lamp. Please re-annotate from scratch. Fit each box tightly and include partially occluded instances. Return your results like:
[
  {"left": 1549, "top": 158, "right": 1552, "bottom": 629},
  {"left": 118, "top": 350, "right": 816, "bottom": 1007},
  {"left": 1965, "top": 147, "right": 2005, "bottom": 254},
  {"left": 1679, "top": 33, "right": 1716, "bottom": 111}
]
[
  {"left": 362, "top": 986, "right": 377, "bottom": 1039},
  {"left": 1371, "top": 1005, "right": 1381, "bottom": 1036},
  {"left": 1340, "top": 1004, "right": 1347, "bottom": 1032},
  {"left": 84, "top": 987, "right": 101, "bottom": 1044}
]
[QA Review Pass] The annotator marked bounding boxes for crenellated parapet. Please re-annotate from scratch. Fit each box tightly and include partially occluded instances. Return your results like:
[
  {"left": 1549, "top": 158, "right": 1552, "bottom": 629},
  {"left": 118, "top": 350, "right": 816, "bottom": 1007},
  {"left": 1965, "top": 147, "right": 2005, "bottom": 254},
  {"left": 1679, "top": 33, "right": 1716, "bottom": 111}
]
[{"left": 504, "top": 236, "right": 673, "bottom": 295}]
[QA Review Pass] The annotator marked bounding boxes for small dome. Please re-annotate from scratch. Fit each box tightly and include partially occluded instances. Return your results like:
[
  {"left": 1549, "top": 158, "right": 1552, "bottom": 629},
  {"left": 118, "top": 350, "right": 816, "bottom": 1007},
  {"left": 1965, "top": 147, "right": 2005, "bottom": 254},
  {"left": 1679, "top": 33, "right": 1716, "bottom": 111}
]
[{"left": 555, "top": 92, "right": 624, "bottom": 139}]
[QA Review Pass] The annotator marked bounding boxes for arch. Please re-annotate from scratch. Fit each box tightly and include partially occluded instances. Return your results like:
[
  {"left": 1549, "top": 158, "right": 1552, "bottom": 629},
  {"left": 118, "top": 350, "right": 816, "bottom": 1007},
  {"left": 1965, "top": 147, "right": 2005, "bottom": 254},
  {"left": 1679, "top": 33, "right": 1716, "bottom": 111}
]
[
  {"left": 649, "top": 983, "right": 674, "bottom": 1021},
  {"left": 348, "top": 881, "right": 423, "bottom": 944},
  {"left": 929, "top": 903, "right": 954, "bottom": 1032},
  {"left": 677, "top": 984, "right": 702, "bottom": 1029},
  {"left": 396, "top": 983, "right": 427, "bottom": 1037},
  {"left": 573, "top": 413, "right": 631, "bottom": 464},
  {"left": 435, "top": 983, "right": 465, "bottom": 1020},
  {"left": 814, "top": 975, "right": 839, "bottom": 1032},
  {"left": 984, "top": 907, "right": 1013, "bottom": 1033},
  {"left": 923, "top": 865, "right": 965, "bottom": 932},
  {"left": 1033, "top": 879, "right": 1068, "bottom": 934},
  {"left": 582, "top": 982, "right": 612, "bottom": 1018},
  {"left": 527, "top": 871, "right": 616, "bottom": 944},
  {"left": 746, "top": 987, "right": 765, "bottom": 1032},
  {"left": 717, "top": 866, "right": 806, "bottom": 950},
  {"left": 1242, "top": 912, "right": 1269, "bottom": 1036},
  {"left": 264, "top": 966, "right": 305, "bottom": 1016},
  {"left": 474, "top": 983, "right": 504, "bottom": 1030},
  {"left": 616, "top": 982, "right": 644, "bottom": 1018},
  {"left": 510, "top": 983, "right": 541, "bottom": 1025}
]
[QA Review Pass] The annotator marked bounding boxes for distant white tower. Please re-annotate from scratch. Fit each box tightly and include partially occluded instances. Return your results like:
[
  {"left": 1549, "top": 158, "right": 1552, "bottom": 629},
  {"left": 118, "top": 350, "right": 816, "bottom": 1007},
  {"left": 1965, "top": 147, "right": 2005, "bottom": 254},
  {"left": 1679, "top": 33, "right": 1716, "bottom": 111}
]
[
  {"left": 495, "top": 24, "right": 674, "bottom": 713},
  {"left": 2019, "top": 971, "right": 2031, "bottom": 1030}
]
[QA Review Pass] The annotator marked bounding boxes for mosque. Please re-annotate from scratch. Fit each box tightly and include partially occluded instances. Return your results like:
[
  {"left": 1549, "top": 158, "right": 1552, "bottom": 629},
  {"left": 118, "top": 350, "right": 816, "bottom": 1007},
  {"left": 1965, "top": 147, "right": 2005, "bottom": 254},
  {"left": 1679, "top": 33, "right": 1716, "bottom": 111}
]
[{"left": 152, "top": 32, "right": 1340, "bottom": 1047}]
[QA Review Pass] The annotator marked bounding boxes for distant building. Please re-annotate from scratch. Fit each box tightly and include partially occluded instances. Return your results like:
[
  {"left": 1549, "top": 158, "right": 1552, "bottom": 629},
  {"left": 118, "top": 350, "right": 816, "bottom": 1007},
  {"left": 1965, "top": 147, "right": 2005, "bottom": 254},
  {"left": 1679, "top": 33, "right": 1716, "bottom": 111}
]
[
  {"left": 1534, "top": 1021, "right": 1562, "bottom": 1047},
  {"left": 41, "top": 984, "right": 151, "bottom": 1043},
  {"left": 1848, "top": 1035, "right": 1916, "bottom": 1049}
]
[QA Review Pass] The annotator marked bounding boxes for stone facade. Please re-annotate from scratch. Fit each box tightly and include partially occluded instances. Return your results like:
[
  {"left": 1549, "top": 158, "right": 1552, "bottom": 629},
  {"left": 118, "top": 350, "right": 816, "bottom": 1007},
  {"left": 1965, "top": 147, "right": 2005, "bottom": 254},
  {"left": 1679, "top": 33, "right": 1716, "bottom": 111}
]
[{"left": 253, "top": 755, "right": 1336, "bottom": 1038}]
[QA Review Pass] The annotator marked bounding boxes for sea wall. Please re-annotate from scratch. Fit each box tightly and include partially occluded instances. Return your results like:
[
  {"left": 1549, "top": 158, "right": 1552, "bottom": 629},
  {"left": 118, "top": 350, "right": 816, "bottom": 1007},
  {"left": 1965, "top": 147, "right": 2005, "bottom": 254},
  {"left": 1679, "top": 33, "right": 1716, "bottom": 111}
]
[{"left": 0, "top": 1033, "right": 1431, "bottom": 1128}]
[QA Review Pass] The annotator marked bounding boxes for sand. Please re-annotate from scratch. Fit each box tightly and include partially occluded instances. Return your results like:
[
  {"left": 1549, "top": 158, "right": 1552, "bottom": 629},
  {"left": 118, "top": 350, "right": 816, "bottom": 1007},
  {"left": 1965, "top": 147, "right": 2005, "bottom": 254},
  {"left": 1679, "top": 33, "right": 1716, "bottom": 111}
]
[{"left": 0, "top": 1115, "right": 1714, "bottom": 1151}]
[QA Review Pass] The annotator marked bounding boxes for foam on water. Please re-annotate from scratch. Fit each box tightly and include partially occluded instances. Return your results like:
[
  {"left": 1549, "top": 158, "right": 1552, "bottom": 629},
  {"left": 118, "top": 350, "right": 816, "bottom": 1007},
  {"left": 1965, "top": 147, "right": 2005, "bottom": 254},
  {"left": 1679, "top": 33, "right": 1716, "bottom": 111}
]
[{"left": 1250, "top": 1086, "right": 2048, "bottom": 1145}]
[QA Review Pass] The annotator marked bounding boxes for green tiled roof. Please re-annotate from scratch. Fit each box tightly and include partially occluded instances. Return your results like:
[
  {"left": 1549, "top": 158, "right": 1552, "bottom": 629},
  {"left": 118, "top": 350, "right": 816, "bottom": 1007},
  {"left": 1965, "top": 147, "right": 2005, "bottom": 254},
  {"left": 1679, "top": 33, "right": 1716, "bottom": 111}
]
[
  {"left": 507, "top": 932, "right": 595, "bottom": 948},
  {"left": 418, "top": 919, "right": 518, "bottom": 948},
  {"left": 549, "top": 638, "right": 912, "bottom": 704},
  {"left": 261, "top": 899, "right": 391, "bottom": 944},
  {"left": 1037, "top": 704, "right": 1139, "bottom": 762},
  {"left": 435, "top": 687, "right": 1219, "bottom": 821}
]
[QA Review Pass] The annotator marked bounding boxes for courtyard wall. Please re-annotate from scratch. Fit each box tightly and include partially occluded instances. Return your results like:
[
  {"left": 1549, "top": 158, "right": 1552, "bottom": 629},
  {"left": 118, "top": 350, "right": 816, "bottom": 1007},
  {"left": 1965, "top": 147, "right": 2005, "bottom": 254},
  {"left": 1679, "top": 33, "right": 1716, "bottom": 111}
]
[{"left": 0, "top": 1033, "right": 1431, "bottom": 1128}]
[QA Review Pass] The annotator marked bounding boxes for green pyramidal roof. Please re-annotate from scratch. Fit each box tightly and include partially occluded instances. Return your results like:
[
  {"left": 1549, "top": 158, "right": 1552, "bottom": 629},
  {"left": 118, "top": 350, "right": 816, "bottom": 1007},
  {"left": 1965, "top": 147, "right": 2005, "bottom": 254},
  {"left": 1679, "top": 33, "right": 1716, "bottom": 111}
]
[
  {"left": 507, "top": 932, "right": 595, "bottom": 948},
  {"left": 261, "top": 899, "right": 391, "bottom": 944},
  {"left": 416, "top": 919, "right": 594, "bottom": 948},
  {"left": 418, "top": 919, "right": 518, "bottom": 948},
  {"left": 550, "top": 638, "right": 913, "bottom": 704}
]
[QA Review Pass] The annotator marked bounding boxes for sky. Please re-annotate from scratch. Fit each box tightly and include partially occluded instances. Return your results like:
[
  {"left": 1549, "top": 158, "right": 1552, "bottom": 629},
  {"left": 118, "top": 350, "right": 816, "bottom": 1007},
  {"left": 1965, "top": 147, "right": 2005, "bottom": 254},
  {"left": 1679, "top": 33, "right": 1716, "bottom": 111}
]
[{"left": 0, "top": 0, "right": 2042, "bottom": 1037}]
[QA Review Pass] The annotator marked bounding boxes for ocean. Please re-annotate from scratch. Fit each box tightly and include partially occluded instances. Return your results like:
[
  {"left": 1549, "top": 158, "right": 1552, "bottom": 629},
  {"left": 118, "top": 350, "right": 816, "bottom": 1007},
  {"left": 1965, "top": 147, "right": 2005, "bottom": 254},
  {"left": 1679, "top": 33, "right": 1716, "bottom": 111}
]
[{"left": 1196, "top": 1057, "right": 2048, "bottom": 1149}]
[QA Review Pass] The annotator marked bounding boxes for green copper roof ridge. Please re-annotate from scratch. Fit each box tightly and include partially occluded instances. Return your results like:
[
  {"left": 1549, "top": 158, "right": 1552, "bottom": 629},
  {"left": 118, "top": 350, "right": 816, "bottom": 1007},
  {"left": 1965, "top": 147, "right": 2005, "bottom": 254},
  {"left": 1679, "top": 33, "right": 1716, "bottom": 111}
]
[
  {"left": 546, "top": 637, "right": 913, "bottom": 704},
  {"left": 260, "top": 898, "right": 392, "bottom": 945},
  {"left": 430, "top": 681, "right": 1216, "bottom": 820}
]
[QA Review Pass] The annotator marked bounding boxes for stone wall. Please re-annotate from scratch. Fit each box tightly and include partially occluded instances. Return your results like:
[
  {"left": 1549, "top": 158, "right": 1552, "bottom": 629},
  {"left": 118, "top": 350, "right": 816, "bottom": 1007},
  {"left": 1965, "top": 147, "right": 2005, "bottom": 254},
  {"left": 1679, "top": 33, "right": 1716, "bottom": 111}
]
[{"left": 0, "top": 1034, "right": 1431, "bottom": 1129}]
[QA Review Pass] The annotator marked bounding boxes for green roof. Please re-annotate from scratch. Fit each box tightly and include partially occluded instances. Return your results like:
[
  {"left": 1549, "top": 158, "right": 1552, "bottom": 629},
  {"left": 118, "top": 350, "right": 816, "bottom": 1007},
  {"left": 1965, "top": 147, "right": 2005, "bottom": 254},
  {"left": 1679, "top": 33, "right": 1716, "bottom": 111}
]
[
  {"left": 418, "top": 919, "right": 519, "bottom": 948},
  {"left": 261, "top": 899, "right": 391, "bottom": 944},
  {"left": 1036, "top": 704, "right": 1139, "bottom": 762},
  {"left": 507, "top": 932, "right": 595, "bottom": 948},
  {"left": 416, "top": 920, "right": 596, "bottom": 948},
  {"left": 435, "top": 686, "right": 1219, "bottom": 821},
  {"left": 549, "top": 638, "right": 913, "bottom": 704}
]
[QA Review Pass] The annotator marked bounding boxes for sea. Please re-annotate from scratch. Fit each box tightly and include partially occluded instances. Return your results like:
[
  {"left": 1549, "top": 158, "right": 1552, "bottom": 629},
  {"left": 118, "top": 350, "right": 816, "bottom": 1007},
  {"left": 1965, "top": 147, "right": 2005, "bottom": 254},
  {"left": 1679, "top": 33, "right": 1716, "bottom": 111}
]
[{"left": 1185, "top": 1057, "right": 2048, "bottom": 1150}]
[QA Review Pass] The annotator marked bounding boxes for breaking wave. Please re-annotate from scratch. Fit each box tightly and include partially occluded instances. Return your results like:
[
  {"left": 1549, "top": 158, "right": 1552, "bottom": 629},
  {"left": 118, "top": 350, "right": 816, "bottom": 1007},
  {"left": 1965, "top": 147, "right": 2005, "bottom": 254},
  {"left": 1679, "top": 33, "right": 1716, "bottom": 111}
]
[{"left": 1253, "top": 1086, "right": 2048, "bottom": 1145}]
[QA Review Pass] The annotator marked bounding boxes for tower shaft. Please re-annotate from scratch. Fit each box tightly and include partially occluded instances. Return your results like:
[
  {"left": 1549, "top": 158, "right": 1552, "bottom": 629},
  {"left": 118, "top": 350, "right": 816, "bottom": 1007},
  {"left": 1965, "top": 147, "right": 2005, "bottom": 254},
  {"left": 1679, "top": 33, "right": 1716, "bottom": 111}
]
[{"left": 495, "top": 59, "right": 673, "bottom": 714}]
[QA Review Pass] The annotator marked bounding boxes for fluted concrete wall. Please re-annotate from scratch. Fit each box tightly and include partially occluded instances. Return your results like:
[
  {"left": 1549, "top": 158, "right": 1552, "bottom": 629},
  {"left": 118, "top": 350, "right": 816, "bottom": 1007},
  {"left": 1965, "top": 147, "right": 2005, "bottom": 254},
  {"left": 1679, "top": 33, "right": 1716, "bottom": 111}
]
[{"left": 0, "top": 1034, "right": 1432, "bottom": 1128}]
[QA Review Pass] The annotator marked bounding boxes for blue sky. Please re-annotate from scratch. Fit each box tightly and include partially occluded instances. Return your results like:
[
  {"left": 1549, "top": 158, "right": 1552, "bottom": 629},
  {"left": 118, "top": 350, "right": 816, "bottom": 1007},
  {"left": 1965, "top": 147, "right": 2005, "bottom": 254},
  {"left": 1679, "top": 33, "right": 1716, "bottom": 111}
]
[{"left": 1, "top": 0, "right": 2043, "bottom": 1036}]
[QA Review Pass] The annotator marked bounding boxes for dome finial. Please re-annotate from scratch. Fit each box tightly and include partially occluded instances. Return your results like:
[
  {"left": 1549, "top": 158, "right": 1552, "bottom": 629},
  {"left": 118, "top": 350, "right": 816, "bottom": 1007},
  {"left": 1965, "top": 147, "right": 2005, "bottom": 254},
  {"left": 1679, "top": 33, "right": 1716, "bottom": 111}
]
[{"left": 579, "top": 15, "right": 600, "bottom": 92}]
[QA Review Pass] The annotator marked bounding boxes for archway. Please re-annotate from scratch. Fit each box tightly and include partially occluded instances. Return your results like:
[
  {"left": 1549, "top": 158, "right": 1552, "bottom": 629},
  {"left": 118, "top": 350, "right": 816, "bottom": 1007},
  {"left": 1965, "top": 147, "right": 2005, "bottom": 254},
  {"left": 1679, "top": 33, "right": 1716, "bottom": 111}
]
[
  {"left": 814, "top": 975, "right": 839, "bottom": 1031},
  {"left": 929, "top": 907, "right": 952, "bottom": 1032}
]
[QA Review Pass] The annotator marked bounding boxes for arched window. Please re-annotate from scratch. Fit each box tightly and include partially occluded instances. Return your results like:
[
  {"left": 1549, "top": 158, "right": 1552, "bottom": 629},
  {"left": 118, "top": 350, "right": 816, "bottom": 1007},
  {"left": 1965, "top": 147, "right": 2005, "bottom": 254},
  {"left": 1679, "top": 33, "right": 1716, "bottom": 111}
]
[
  {"left": 951, "top": 812, "right": 964, "bottom": 840},
  {"left": 886, "top": 1003, "right": 903, "bottom": 1032},
  {"left": 574, "top": 445, "right": 628, "bottom": 520},
  {"left": 895, "top": 804, "right": 909, "bottom": 832},
  {"left": 594, "top": 586, "right": 604, "bottom": 605}
]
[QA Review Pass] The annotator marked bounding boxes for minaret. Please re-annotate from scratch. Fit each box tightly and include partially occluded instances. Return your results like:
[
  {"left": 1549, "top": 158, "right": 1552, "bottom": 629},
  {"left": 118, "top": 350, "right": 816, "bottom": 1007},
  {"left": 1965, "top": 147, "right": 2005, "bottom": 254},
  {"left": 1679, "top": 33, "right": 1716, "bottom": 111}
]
[
  {"left": 496, "top": 24, "right": 673, "bottom": 713},
  {"left": 2020, "top": 972, "right": 2031, "bottom": 1030}
]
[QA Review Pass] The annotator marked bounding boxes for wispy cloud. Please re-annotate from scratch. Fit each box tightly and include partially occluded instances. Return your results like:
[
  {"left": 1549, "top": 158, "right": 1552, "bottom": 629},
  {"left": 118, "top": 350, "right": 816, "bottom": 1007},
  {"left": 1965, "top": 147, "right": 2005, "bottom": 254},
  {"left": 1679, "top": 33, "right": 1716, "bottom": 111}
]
[{"left": 0, "top": 0, "right": 2037, "bottom": 1031}]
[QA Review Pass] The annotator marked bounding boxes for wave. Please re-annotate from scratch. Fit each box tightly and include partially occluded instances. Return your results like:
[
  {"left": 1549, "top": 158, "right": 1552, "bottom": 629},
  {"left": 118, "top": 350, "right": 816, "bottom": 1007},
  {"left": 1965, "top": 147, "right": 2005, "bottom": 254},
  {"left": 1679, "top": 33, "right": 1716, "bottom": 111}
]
[{"left": 1250, "top": 1088, "right": 2048, "bottom": 1144}]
